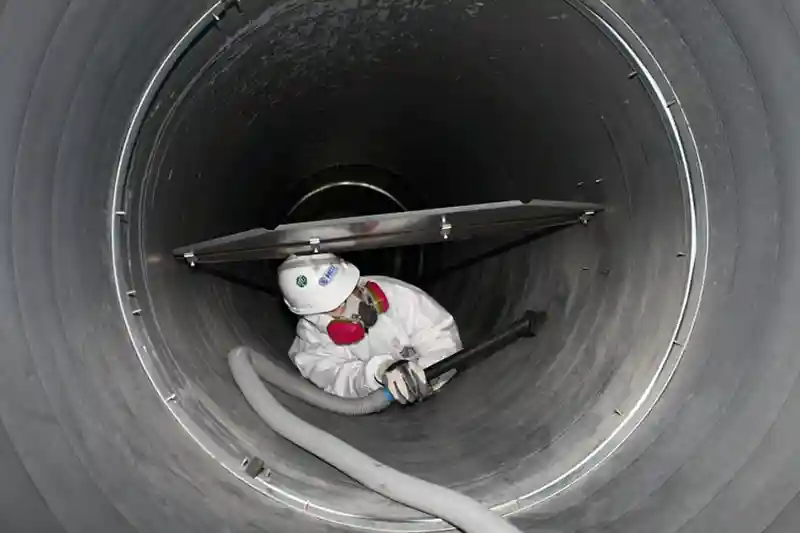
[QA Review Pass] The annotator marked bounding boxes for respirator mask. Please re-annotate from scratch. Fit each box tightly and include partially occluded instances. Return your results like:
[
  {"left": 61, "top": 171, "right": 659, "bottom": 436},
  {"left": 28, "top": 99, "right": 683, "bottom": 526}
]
[{"left": 326, "top": 281, "right": 389, "bottom": 345}]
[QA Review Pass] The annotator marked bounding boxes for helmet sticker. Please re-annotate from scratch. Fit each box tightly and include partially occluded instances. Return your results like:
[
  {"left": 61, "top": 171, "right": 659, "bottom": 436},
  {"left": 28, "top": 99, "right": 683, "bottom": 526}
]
[
  {"left": 296, "top": 275, "right": 308, "bottom": 288},
  {"left": 318, "top": 265, "right": 339, "bottom": 286}
]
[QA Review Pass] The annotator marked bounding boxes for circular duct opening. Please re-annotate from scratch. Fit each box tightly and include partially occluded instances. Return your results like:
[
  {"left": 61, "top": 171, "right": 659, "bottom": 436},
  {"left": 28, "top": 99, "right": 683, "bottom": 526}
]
[
  {"left": 113, "top": 0, "right": 704, "bottom": 528},
  {"left": 283, "top": 163, "right": 425, "bottom": 280}
]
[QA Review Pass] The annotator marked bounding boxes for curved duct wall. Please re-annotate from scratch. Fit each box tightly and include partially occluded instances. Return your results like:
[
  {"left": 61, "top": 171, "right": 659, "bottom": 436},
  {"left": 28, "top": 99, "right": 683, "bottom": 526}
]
[
  {"left": 2, "top": 1, "right": 800, "bottom": 533},
  {"left": 121, "top": 0, "right": 694, "bottom": 523}
]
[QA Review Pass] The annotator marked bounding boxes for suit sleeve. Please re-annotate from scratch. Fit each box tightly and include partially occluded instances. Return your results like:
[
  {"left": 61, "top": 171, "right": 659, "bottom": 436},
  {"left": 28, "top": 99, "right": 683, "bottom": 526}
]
[
  {"left": 288, "top": 321, "right": 396, "bottom": 398},
  {"left": 391, "top": 282, "right": 463, "bottom": 368}
]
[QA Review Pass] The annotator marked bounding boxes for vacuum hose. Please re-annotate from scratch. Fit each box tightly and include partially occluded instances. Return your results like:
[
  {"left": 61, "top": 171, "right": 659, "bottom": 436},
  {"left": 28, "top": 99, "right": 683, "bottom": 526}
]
[
  {"left": 231, "top": 311, "right": 545, "bottom": 416},
  {"left": 227, "top": 313, "right": 543, "bottom": 532},
  {"left": 229, "top": 348, "right": 524, "bottom": 533},
  {"left": 230, "top": 345, "right": 393, "bottom": 415},
  {"left": 424, "top": 311, "right": 546, "bottom": 381}
]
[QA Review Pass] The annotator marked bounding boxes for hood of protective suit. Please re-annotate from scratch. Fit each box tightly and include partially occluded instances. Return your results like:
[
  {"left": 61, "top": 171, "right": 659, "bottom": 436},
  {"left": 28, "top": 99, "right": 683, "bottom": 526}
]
[{"left": 302, "top": 312, "right": 335, "bottom": 334}]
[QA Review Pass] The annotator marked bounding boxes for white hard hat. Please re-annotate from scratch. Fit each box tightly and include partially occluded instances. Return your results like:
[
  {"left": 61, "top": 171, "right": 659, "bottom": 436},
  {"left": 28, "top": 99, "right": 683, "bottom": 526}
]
[{"left": 278, "top": 253, "right": 361, "bottom": 315}]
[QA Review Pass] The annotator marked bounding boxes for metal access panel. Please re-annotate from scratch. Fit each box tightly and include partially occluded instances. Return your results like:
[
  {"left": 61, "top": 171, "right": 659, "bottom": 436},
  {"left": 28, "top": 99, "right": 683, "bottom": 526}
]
[{"left": 172, "top": 199, "right": 602, "bottom": 264}]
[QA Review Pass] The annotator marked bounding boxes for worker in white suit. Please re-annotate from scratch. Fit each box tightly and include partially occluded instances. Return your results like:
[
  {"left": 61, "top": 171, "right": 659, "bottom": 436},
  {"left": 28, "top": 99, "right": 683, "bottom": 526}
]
[{"left": 278, "top": 253, "right": 462, "bottom": 404}]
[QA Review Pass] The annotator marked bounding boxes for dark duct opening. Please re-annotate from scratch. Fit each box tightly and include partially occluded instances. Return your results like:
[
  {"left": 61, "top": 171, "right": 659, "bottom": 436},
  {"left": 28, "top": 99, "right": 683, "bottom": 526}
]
[{"left": 120, "top": 0, "right": 691, "bottom": 524}]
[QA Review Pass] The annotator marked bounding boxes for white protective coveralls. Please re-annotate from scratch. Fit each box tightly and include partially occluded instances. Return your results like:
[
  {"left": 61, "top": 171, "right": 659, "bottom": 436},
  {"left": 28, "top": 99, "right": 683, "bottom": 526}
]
[{"left": 288, "top": 275, "right": 462, "bottom": 398}]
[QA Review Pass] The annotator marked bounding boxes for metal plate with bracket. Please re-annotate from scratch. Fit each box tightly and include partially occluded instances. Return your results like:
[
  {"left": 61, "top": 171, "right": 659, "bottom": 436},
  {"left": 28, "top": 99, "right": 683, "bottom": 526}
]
[{"left": 172, "top": 199, "right": 603, "bottom": 265}]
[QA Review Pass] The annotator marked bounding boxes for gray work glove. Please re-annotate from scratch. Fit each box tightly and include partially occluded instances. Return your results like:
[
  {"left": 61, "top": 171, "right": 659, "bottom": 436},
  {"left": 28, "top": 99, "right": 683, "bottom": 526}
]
[{"left": 378, "top": 356, "right": 430, "bottom": 405}]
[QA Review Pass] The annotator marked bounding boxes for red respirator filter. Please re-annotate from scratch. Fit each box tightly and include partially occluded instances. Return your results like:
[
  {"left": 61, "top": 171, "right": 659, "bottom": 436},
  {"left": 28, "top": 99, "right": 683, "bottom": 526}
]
[
  {"left": 327, "top": 319, "right": 367, "bottom": 345},
  {"left": 363, "top": 281, "right": 389, "bottom": 313}
]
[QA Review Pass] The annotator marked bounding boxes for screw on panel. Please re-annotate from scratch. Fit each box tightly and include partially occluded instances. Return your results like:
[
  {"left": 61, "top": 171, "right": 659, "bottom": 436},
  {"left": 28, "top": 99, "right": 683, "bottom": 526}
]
[
  {"left": 440, "top": 215, "right": 452, "bottom": 240},
  {"left": 166, "top": 393, "right": 177, "bottom": 403},
  {"left": 677, "top": 252, "right": 687, "bottom": 258},
  {"left": 579, "top": 210, "right": 596, "bottom": 226},
  {"left": 581, "top": 266, "right": 590, "bottom": 271},
  {"left": 132, "top": 309, "right": 142, "bottom": 316},
  {"left": 242, "top": 456, "right": 266, "bottom": 478},
  {"left": 595, "top": 178, "right": 604, "bottom": 184},
  {"left": 126, "top": 290, "right": 136, "bottom": 297},
  {"left": 627, "top": 71, "right": 638, "bottom": 79},
  {"left": 672, "top": 339, "right": 683, "bottom": 347},
  {"left": 666, "top": 99, "right": 677, "bottom": 108},
  {"left": 183, "top": 252, "right": 198, "bottom": 267},
  {"left": 614, "top": 408, "right": 623, "bottom": 416},
  {"left": 577, "top": 181, "right": 585, "bottom": 188}
]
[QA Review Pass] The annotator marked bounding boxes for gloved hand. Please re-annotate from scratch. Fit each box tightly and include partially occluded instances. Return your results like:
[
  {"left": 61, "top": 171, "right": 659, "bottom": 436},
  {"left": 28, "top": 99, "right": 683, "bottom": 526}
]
[{"left": 380, "top": 359, "right": 430, "bottom": 405}]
